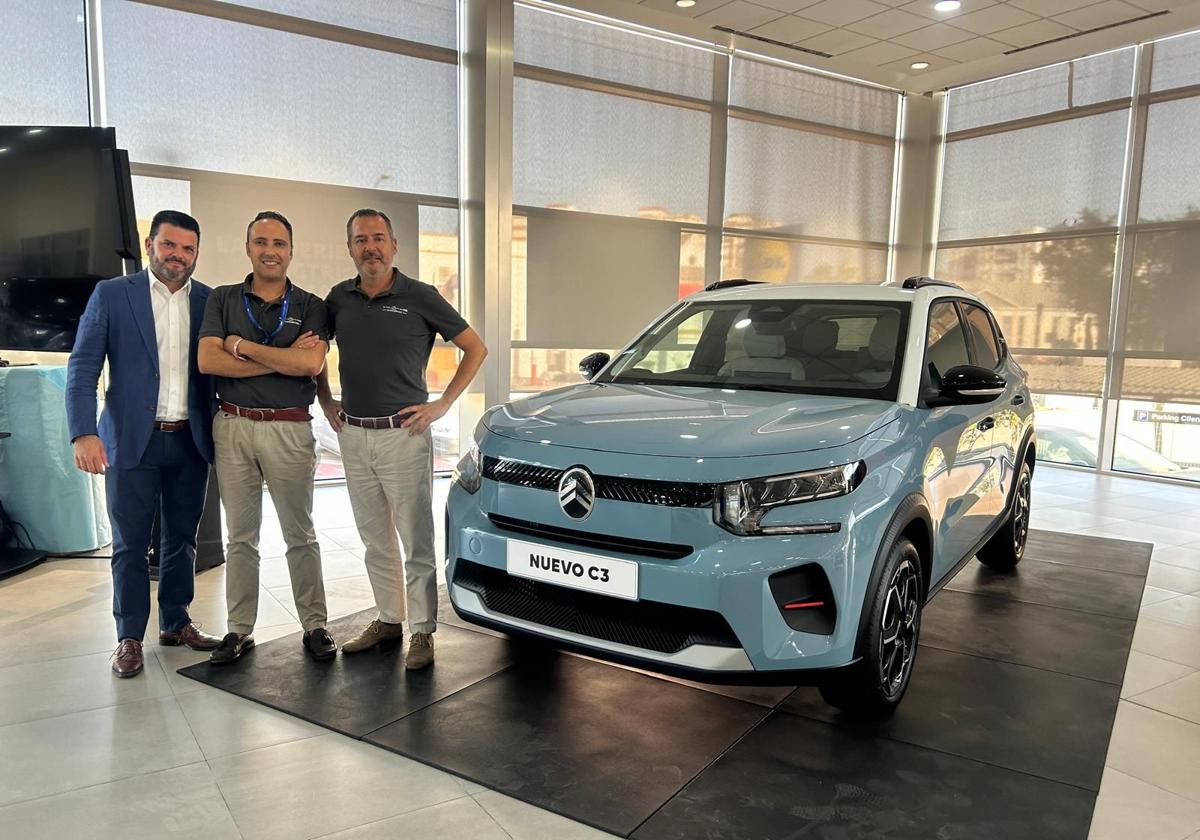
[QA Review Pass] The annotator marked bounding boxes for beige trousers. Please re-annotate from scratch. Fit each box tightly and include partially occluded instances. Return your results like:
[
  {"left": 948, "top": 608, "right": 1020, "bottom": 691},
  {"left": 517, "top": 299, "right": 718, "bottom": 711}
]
[
  {"left": 338, "top": 424, "right": 437, "bottom": 633},
  {"left": 213, "top": 411, "right": 327, "bottom": 634}
]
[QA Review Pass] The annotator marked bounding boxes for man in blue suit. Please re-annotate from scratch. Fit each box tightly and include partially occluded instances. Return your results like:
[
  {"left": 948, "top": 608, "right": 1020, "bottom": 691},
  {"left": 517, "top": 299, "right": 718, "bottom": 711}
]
[{"left": 66, "top": 210, "right": 222, "bottom": 678}]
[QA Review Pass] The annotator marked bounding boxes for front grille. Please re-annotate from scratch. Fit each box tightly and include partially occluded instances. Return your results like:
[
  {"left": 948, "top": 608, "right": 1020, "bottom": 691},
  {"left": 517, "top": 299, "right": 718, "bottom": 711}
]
[
  {"left": 489, "top": 514, "right": 693, "bottom": 560},
  {"left": 482, "top": 455, "right": 716, "bottom": 508},
  {"left": 453, "top": 558, "right": 740, "bottom": 654}
]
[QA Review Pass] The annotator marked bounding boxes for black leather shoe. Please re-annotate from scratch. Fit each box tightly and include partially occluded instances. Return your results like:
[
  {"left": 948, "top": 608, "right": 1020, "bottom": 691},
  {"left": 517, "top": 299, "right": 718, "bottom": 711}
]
[
  {"left": 303, "top": 627, "right": 337, "bottom": 661},
  {"left": 210, "top": 632, "right": 255, "bottom": 664}
]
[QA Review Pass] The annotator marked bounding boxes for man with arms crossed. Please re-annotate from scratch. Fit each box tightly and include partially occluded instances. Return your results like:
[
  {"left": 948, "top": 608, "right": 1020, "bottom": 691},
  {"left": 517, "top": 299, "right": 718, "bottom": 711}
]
[
  {"left": 318, "top": 209, "right": 486, "bottom": 669},
  {"left": 198, "top": 211, "right": 336, "bottom": 664},
  {"left": 67, "top": 210, "right": 222, "bottom": 678}
]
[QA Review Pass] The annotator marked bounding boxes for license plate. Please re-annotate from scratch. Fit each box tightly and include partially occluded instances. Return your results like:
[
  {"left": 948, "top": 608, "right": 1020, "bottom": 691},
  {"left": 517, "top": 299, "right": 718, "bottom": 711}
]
[{"left": 505, "top": 540, "right": 639, "bottom": 601}]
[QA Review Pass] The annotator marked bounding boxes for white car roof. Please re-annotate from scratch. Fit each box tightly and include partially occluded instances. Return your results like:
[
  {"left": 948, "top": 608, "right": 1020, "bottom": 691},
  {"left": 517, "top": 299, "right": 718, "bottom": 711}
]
[{"left": 697, "top": 281, "right": 986, "bottom": 310}]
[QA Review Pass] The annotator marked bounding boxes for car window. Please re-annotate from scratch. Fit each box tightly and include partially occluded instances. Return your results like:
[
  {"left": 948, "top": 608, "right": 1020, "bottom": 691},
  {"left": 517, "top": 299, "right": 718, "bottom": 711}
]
[
  {"left": 924, "top": 301, "right": 970, "bottom": 385},
  {"left": 600, "top": 299, "right": 909, "bottom": 401},
  {"left": 962, "top": 304, "right": 1001, "bottom": 369}
]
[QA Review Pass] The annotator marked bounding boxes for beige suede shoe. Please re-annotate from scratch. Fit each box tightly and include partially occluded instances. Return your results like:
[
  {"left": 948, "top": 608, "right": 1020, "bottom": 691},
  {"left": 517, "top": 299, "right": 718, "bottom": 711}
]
[
  {"left": 405, "top": 632, "right": 435, "bottom": 669},
  {"left": 341, "top": 619, "right": 405, "bottom": 654}
]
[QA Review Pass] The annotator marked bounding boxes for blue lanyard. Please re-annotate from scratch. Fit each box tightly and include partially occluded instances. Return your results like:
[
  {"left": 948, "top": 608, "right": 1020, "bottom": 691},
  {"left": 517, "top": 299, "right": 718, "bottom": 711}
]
[{"left": 242, "top": 290, "right": 290, "bottom": 344}]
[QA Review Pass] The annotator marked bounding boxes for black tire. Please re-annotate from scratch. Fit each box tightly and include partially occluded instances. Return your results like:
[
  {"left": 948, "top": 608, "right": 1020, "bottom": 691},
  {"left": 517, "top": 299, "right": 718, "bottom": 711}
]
[
  {"left": 819, "top": 537, "right": 923, "bottom": 717},
  {"left": 977, "top": 459, "right": 1032, "bottom": 572}
]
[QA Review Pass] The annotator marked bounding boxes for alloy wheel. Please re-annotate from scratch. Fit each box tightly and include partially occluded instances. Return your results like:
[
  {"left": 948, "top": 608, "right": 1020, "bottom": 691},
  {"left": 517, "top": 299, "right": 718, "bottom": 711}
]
[
  {"left": 878, "top": 557, "right": 919, "bottom": 697},
  {"left": 1013, "top": 470, "right": 1031, "bottom": 559}
]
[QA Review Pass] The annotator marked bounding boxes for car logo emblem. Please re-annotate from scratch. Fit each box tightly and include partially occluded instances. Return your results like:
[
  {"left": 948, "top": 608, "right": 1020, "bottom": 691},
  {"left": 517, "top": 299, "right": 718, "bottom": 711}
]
[{"left": 558, "top": 467, "right": 596, "bottom": 521}]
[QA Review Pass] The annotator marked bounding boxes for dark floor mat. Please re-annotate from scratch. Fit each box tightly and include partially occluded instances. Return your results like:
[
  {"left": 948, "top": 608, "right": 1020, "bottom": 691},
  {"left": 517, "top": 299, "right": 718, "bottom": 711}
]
[
  {"left": 633, "top": 712, "right": 1097, "bottom": 840},
  {"left": 178, "top": 609, "right": 522, "bottom": 737},
  {"left": 365, "top": 653, "right": 770, "bottom": 836},
  {"left": 179, "top": 529, "right": 1149, "bottom": 837}
]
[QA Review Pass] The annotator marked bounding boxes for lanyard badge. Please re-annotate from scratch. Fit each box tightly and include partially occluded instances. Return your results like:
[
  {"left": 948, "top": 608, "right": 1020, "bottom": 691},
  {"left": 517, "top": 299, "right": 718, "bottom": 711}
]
[{"left": 242, "top": 291, "right": 291, "bottom": 344}]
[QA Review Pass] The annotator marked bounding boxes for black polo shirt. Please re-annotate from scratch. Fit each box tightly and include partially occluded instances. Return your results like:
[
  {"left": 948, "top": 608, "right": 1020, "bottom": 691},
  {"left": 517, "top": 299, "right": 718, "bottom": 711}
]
[
  {"left": 198, "top": 275, "right": 329, "bottom": 409},
  {"left": 326, "top": 269, "right": 469, "bottom": 417}
]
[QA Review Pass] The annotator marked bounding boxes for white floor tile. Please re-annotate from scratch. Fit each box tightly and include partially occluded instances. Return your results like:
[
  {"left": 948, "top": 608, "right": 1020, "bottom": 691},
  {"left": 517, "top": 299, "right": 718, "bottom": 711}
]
[
  {"left": 208, "top": 734, "right": 467, "bottom": 840},
  {"left": 1106, "top": 701, "right": 1200, "bottom": 802},
  {"left": 1132, "top": 617, "right": 1200, "bottom": 669},
  {"left": 1131, "top": 671, "right": 1200, "bottom": 726},
  {"left": 0, "top": 696, "right": 203, "bottom": 807},
  {"left": 1153, "top": 545, "right": 1200, "bottom": 573},
  {"left": 0, "top": 648, "right": 174, "bottom": 726},
  {"left": 1141, "top": 595, "right": 1200, "bottom": 630},
  {"left": 1147, "top": 564, "right": 1200, "bottom": 595},
  {"left": 1089, "top": 768, "right": 1200, "bottom": 840},
  {"left": 473, "top": 790, "right": 621, "bottom": 839},
  {"left": 1121, "top": 651, "right": 1197, "bottom": 699},
  {"left": 0, "top": 762, "right": 240, "bottom": 840},
  {"left": 314, "top": 797, "right": 510, "bottom": 840},
  {"left": 176, "top": 688, "right": 325, "bottom": 760}
]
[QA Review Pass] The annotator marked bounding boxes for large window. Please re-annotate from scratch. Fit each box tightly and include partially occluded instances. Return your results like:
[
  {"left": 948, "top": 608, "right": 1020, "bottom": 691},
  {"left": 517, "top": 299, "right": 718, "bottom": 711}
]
[
  {"left": 103, "top": 0, "right": 461, "bottom": 476},
  {"left": 510, "top": 5, "right": 714, "bottom": 398},
  {"left": 937, "top": 50, "right": 1134, "bottom": 473},
  {"left": 0, "top": 0, "right": 89, "bottom": 126},
  {"left": 723, "top": 57, "right": 895, "bottom": 285},
  {"left": 939, "top": 35, "right": 1200, "bottom": 483}
]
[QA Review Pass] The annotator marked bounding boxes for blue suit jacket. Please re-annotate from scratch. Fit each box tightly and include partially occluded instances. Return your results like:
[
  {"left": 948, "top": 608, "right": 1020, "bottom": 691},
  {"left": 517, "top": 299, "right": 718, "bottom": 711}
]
[{"left": 66, "top": 270, "right": 217, "bottom": 468}]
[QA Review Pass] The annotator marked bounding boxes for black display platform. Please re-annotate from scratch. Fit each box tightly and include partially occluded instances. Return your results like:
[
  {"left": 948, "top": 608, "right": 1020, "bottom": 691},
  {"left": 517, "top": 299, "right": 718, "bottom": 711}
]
[{"left": 180, "top": 530, "right": 1153, "bottom": 839}]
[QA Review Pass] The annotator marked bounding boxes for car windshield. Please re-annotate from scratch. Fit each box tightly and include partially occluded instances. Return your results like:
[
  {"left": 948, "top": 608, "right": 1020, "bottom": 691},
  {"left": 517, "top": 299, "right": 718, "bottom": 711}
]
[{"left": 598, "top": 298, "right": 909, "bottom": 400}]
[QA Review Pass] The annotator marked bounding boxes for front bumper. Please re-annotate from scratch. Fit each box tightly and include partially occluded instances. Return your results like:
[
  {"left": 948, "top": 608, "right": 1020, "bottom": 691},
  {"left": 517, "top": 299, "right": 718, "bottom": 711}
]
[{"left": 445, "top": 456, "right": 892, "bottom": 678}]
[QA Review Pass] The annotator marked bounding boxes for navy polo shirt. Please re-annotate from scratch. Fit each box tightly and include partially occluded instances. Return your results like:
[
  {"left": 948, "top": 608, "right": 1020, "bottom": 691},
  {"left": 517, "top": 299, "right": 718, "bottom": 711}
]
[{"left": 325, "top": 269, "right": 468, "bottom": 417}]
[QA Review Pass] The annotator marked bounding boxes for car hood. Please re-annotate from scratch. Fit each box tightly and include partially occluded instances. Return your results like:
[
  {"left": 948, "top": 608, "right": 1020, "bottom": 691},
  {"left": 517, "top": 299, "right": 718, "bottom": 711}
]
[{"left": 483, "top": 383, "right": 901, "bottom": 458}]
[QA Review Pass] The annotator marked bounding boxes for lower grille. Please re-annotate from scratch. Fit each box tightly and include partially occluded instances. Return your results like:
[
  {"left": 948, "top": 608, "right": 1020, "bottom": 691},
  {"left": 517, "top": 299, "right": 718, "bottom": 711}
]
[{"left": 453, "top": 559, "right": 741, "bottom": 654}]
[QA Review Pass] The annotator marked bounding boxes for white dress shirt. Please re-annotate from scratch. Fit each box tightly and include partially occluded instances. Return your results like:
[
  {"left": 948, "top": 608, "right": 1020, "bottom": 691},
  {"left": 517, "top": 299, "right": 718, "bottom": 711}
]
[{"left": 148, "top": 270, "right": 191, "bottom": 421}]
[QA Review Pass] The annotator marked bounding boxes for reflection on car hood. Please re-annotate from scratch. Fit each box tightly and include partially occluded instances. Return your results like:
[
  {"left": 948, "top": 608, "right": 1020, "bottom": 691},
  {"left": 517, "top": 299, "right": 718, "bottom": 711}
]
[{"left": 483, "top": 383, "right": 901, "bottom": 458}]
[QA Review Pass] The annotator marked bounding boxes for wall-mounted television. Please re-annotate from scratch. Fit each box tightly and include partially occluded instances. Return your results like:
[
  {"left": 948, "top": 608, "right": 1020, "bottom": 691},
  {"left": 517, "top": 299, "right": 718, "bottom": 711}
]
[{"left": 0, "top": 126, "right": 140, "bottom": 352}]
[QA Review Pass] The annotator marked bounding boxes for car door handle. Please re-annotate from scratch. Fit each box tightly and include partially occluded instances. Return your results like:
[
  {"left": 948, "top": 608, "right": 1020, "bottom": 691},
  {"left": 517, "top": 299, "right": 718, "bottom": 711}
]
[
  {"left": 977, "top": 417, "right": 995, "bottom": 432},
  {"left": 1011, "top": 395, "right": 1025, "bottom": 406}
]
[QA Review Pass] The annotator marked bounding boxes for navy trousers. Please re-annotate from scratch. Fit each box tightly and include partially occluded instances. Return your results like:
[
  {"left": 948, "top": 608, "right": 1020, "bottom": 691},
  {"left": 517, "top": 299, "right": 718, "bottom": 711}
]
[{"left": 105, "top": 428, "right": 209, "bottom": 642}]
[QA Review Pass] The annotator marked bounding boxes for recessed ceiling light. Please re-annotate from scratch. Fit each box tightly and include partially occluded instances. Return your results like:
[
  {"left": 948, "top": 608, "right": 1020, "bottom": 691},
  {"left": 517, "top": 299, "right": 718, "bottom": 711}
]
[
  {"left": 676, "top": 0, "right": 696, "bottom": 6},
  {"left": 933, "top": 0, "right": 961, "bottom": 11},
  {"left": 911, "top": 61, "right": 931, "bottom": 70},
  {"left": 27, "top": 128, "right": 44, "bottom": 135},
  {"left": 0, "top": 148, "right": 9, "bottom": 154}
]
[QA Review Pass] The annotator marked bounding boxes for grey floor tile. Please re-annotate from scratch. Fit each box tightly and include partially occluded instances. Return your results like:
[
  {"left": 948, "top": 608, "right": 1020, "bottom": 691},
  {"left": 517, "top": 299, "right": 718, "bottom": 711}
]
[
  {"left": 0, "top": 762, "right": 240, "bottom": 840},
  {"left": 0, "top": 695, "right": 203, "bottom": 807},
  {"left": 208, "top": 733, "right": 468, "bottom": 840}
]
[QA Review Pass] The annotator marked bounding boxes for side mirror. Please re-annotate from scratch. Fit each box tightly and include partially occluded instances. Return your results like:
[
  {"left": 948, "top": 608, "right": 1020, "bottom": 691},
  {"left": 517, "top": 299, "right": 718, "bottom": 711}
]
[
  {"left": 935, "top": 365, "right": 1006, "bottom": 405},
  {"left": 578, "top": 351, "right": 610, "bottom": 381}
]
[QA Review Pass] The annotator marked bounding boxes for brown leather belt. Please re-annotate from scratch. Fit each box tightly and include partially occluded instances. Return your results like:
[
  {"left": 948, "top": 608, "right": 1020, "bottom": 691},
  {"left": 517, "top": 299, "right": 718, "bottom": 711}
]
[
  {"left": 340, "top": 410, "right": 407, "bottom": 430},
  {"left": 154, "top": 419, "right": 189, "bottom": 432},
  {"left": 220, "top": 400, "right": 312, "bottom": 422}
]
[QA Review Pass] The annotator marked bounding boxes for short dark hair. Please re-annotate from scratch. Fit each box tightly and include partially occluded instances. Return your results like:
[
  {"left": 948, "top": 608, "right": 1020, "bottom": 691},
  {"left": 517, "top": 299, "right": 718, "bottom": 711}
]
[
  {"left": 246, "top": 211, "right": 293, "bottom": 244},
  {"left": 148, "top": 210, "right": 200, "bottom": 243},
  {"left": 346, "top": 208, "right": 394, "bottom": 241}
]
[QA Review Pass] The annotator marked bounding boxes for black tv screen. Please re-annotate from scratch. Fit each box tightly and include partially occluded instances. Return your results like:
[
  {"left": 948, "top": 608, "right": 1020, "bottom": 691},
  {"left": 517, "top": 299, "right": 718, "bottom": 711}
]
[{"left": 0, "top": 126, "right": 140, "bottom": 352}]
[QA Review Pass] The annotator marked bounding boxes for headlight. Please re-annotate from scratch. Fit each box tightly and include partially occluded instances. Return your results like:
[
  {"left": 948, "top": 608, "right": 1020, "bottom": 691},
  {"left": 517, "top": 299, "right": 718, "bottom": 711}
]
[
  {"left": 452, "top": 444, "right": 481, "bottom": 494},
  {"left": 714, "top": 461, "right": 866, "bottom": 536}
]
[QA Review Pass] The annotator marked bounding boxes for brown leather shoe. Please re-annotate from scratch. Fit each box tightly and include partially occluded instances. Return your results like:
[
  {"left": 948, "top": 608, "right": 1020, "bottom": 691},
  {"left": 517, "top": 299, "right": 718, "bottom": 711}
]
[
  {"left": 112, "top": 639, "right": 144, "bottom": 678},
  {"left": 159, "top": 622, "right": 221, "bottom": 651}
]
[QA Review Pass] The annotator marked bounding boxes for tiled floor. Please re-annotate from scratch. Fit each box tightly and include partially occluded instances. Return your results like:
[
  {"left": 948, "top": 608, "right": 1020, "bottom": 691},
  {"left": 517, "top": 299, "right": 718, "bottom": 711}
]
[{"left": 0, "top": 466, "right": 1197, "bottom": 839}]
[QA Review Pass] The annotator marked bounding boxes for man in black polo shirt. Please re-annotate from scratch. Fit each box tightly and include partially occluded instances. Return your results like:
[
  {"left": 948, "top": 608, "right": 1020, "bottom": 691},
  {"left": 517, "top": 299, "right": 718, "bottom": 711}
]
[
  {"left": 317, "top": 208, "right": 486, "bottom": 669},
  {"left": 197, "top": 211, "right": 337, "bottom": 664}
]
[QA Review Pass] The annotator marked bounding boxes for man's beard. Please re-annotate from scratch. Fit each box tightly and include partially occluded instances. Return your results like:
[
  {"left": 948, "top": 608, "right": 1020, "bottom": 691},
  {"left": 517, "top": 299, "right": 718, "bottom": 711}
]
[{"left": 151, "top": 254, "right": 193, "bottom": 284}]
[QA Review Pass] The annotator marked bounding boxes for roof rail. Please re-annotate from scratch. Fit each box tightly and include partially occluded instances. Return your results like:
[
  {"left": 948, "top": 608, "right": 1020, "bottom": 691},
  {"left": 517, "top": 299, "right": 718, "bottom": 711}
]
[
  {"left": 901, "top": 275, "right": 962, "bottom": 291},
  {"left": 704, "top": 278, "right": 766, "bottom": 292}
]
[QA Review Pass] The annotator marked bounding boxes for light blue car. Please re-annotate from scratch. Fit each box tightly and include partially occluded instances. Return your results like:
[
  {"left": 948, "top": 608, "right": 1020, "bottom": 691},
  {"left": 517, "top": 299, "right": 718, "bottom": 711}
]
[{"left": 447, "top": 277, "right": 1036, "bottom": 714}]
